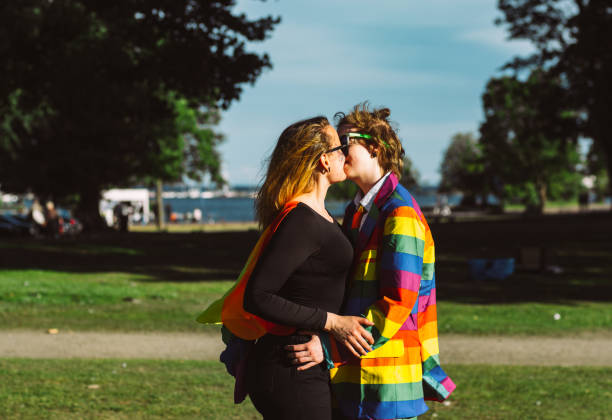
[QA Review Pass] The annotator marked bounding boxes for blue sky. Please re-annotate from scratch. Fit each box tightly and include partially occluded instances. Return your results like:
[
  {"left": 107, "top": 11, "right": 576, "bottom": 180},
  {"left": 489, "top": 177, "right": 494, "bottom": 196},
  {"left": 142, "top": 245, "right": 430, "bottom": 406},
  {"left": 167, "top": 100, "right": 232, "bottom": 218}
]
[{"left": 216, "top": 0, "right": 534, "bottom": 186}]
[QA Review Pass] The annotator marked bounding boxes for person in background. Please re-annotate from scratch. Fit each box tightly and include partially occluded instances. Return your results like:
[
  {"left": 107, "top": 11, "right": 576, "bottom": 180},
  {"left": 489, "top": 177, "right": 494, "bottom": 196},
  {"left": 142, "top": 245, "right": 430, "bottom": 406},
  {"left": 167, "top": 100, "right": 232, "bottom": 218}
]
[
  {"left": 29, "top": 199, "right": 46, "bottom": 233},
  {"left": 287, "top": 103, "right": 455, "bottom": 419},
  {"left": 44, "top": 201, "right": 60, "bottom": 238},
  {"left": 165, "top": 203, "right": 172, "bottom": 223},
  {"left": 193, "top": 208, "right": 202, "bottom": 223}
]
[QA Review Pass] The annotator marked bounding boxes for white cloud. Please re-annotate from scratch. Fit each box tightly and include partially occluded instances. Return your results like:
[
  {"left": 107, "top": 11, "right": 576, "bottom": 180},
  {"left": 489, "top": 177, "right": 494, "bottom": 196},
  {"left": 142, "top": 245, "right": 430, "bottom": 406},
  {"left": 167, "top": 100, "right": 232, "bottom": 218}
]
[
  {"left": 267, "top": 65, "right": 466, "bottom": 89},
  {"left": 457, "top": 27, "right": 536, "bottom": 55},
  {"left": 216, "top": 1, "right": 524, "bottom": 185},
  {"left": 249, "top": 21, "right": 468, "bottom": 89}
]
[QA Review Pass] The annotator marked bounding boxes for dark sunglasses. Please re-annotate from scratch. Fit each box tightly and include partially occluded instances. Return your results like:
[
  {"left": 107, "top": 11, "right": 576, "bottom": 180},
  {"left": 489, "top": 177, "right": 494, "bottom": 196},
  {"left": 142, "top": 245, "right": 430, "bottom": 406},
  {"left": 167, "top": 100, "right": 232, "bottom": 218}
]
[{"left": 325, "top": 133, "right": 375, "bottom": 157}]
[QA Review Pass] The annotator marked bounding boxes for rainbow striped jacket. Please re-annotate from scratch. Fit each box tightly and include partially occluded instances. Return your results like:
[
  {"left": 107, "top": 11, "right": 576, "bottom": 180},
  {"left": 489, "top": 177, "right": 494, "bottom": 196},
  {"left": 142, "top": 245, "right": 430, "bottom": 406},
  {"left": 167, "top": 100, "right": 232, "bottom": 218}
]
[{"left": 325, "top": 173, "right": 455, "bottom": 419}]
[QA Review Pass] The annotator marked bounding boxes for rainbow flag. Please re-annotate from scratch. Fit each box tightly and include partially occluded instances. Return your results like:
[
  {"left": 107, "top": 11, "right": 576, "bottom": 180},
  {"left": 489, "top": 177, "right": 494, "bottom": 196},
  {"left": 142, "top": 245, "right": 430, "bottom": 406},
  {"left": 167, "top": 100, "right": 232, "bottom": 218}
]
[{"left": 196, "top": 202, "right": 298, "bottom": 340}]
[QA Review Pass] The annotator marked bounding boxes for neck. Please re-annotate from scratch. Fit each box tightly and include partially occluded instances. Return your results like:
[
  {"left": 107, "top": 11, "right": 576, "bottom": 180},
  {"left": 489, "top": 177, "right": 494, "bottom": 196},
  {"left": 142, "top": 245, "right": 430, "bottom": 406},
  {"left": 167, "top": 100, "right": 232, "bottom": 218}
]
[
  {"left": 354, "top": 168, "right": 385, "bottom": 196},
  {"left": 293, "top": 176, "right": 330, "bottom": 213}
]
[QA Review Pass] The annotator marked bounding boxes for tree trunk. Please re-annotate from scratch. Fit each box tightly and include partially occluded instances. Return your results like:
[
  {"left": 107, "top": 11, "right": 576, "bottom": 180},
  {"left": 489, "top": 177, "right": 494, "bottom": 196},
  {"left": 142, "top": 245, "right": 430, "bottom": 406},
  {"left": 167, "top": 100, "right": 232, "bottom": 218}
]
[
  {"left": 156, "top": 179, "right": 164, "bottom": 230},
  {"left": 75, "top": 187, "right": 109, "bottom": 232},
  {"left": 536, "top": 180, "right": 547, "bottom": 215},
  {"left": 589, "top": 93, "right": 612, "bottom": 209}
]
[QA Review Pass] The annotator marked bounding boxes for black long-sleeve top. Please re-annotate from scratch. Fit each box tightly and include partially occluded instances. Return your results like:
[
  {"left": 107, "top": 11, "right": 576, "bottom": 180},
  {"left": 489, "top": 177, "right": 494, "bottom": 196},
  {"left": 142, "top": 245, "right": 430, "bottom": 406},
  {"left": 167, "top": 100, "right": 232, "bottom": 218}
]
[{"left": 243, "top": 203, "right": 354, "bottom": 331}]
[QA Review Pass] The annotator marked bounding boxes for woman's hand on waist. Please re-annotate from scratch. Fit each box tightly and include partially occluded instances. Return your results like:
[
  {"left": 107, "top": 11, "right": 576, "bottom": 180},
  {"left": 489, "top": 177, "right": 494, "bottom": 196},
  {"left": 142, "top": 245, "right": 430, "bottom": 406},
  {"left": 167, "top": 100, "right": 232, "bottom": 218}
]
[{"left": 284, "top": 330, "right": 324, "bottom": 371}]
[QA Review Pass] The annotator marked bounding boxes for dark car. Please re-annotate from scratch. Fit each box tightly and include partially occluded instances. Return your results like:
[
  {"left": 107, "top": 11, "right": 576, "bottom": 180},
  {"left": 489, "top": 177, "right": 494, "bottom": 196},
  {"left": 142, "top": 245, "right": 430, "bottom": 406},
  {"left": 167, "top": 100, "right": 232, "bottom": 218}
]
[
  {"left": 0, "top": 213, "right": 39, "bottom": 236},
  {"left": 0, "top": 218, "right": 17, "bottom": 235}
]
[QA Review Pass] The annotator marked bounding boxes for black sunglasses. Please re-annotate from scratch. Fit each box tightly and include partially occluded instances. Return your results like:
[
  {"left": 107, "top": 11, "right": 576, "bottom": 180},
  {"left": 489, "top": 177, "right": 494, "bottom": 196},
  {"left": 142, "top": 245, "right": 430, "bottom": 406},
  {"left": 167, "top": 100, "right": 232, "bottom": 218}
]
[{"left": 325, "top": 133, "right": 375, "bottom": 156}]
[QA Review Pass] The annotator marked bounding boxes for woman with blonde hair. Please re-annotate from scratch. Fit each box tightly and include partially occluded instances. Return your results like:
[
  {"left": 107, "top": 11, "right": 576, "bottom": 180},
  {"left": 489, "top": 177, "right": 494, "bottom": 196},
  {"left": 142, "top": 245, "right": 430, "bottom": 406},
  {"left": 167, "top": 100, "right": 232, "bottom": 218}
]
[{"left": 208, "top": 116, "right": 375, "bottom": 419}]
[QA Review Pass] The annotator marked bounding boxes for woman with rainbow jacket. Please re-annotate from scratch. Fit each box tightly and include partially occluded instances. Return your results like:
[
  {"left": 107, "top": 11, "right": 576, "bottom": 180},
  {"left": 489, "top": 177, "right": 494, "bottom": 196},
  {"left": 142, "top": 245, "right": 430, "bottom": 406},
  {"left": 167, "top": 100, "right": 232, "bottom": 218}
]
[{"left": 287, "top": 103, "right": 455, "bottom": 420}]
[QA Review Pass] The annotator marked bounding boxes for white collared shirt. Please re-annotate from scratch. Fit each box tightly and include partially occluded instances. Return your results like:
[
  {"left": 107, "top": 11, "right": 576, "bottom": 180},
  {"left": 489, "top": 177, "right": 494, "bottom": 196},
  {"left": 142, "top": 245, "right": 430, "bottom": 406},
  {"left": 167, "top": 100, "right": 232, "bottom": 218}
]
[{"left": 352, "top": 172, "right": 391, "bottom": 230}]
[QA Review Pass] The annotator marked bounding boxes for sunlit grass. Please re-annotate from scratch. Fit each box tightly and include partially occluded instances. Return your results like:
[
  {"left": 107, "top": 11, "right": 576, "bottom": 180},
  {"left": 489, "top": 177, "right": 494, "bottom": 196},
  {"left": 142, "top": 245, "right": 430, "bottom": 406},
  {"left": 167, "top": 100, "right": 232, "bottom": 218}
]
[
  {"left": 0, "top": 270, "right": 225, "bottom": 332},
  {"left": 1, "top": 270, "right": 611, "bottom": 334},
  {"left": 1, "top": 360, "right": 609, "bottom": 419},
  {"left": 129, "top": 222, "right": 258, "bottom": 233}
]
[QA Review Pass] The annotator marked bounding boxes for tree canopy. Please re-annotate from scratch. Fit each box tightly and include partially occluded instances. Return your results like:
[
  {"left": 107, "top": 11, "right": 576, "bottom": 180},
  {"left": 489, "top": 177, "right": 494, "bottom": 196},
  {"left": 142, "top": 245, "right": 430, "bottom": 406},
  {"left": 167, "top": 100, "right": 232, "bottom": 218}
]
[
  {"left": 479, "top": 70, "right": 581, "bottom": 213},
  {"left": 438, "top": 132, "right": 485, "bottom": 206},
  {"left": 0, "top": 0, "right": 279, "bottom": 226},
  {"left": 496, "top": 0, "right": 612, "bottom": 196}
]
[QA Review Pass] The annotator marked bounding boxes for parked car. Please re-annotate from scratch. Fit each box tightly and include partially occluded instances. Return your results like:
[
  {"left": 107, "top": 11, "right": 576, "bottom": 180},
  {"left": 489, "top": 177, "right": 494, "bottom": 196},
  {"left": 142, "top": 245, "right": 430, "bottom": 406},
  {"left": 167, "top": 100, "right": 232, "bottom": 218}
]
[
  {"left": 0, "top": 218, "right": 17, "bottom": 235},
  {"left": 0, "top": 209, "right": 82, "bottom": 238},
  {"left": 0, "top": 213, "right": 39, "bottom": 236}
]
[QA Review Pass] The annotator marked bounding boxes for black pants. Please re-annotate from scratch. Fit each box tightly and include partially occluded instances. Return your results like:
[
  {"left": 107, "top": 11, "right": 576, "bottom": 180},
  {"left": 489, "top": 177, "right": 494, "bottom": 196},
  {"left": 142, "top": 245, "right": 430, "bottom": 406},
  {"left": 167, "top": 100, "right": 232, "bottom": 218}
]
[{"left": 247, "top": 334, "right": 332, "bottom": 420}]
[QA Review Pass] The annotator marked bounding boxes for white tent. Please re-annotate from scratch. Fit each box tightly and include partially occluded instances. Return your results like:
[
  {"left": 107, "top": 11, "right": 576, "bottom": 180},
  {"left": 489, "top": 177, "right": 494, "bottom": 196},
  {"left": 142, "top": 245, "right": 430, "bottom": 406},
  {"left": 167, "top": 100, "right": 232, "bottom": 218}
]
[{"left": 100, "top": 188, "right": 150, "bottom": 226}]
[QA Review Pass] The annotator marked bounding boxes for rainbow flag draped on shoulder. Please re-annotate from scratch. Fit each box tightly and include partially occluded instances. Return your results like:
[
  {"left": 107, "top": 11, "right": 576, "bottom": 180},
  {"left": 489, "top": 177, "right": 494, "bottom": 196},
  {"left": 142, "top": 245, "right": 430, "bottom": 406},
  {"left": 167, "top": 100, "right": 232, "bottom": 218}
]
[
  {"left": 196, "top": 202, "right": 299, "bottom": 403},
  {"left": 196, "top": 201, "right": 298, "bottom": 340},
  {"left": 327, "top": 173, "right": 455, "bottom": 419}
]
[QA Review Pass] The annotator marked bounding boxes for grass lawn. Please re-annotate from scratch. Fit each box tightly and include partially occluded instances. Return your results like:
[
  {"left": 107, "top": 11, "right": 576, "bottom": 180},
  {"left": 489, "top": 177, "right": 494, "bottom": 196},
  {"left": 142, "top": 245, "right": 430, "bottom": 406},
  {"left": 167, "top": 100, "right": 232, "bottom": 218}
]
[
  {"left": 1, "top": 269, "right": 610, "bottom": 334},
  {"left": 0, "top": 270, "right": 223, "bottom": 332},
  {"left": 1, "top": 359, "right": 610, "bottom": 419},
  {"left": 1, "top": 212, "right": 611, "bottom": 334},
  {"left": 130, "top": 222, "right": 258, "bottom": 233}
]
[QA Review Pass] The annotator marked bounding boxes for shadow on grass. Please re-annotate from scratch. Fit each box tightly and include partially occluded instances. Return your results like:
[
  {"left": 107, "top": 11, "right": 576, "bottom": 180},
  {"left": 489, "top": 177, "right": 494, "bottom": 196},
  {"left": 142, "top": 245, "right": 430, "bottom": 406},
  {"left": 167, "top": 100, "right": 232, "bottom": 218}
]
[
  {"left": 432, "top": 211, "right": 612, "bottom": 304},
  {"left": 1, "top": 212, "right": 611, "bottom": 303},
  {"left": 0, "top": 230, "right": 260, "bottom": 282}
]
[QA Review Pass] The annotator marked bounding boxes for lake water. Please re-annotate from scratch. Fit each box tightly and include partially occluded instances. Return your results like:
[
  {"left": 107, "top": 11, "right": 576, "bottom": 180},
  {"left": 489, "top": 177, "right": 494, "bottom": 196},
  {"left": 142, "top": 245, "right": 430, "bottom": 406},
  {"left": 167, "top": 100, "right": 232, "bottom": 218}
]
[{"left": 165, "top": 192, "right": 461, "bottom": 222}]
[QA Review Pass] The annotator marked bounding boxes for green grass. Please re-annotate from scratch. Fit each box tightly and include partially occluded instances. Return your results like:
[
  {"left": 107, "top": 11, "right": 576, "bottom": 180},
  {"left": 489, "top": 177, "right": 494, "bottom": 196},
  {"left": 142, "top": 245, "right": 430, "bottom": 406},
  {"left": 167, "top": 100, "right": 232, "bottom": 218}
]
[
  {"left": 130, "top": 222, "right": 258, "bottom": 233},
  {"left": 0, "top": 359, "right": 258, "bottom": 419},
  {"left": 1, "top": 269, "right": 611, "bottom": 334},
  {"left": 1, "top": 359, "right": 610, "bottom": 419},
  {"left": 1, "top": 212, "right": 611, "bottom": 334},
  {"left": 504, "top": 200, "right": 610, "bottom": 213},
  {"left": 0, "top": 270, "right": 224, "bottom": 332},
  {"left": 437, "top": 301, "right": 612, "bottom": 335}
]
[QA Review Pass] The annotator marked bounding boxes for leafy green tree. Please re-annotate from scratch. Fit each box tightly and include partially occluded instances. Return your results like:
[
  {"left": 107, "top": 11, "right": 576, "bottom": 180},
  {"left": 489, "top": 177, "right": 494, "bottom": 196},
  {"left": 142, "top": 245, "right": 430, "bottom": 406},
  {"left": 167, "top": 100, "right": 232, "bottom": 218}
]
[
  {"left": 438, "top": 132, "right": 485, "bottom": 206},
  {"left": 479, "top": 71, "right": 580, "bottom": 213},
  {"left": 497, "top": 0, "right": 612, "bottom": 197},
  {"left": 0, "top": 1, "right": 279, "bottom": 228},
  {"left": 141, "top": 95, "right": 225, "bottom": 186},
  {"left": 400, "top": 155, "right": 420, "bottom": 191}
]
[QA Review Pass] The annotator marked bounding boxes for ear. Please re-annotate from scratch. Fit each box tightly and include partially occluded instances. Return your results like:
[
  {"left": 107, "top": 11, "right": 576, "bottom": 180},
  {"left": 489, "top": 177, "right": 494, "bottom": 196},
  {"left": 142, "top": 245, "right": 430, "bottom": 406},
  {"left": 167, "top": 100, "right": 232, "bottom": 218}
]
[{"left": 319, "top": 154, "right": 330, "bottom": 172}]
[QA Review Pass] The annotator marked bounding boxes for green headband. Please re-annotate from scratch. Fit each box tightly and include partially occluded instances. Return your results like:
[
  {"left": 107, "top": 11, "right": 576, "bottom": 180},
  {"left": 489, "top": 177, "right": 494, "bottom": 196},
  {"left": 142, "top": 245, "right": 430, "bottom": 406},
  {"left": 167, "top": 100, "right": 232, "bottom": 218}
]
[{"left": 346, "top": 132, "right": 390, "bottom": 149}]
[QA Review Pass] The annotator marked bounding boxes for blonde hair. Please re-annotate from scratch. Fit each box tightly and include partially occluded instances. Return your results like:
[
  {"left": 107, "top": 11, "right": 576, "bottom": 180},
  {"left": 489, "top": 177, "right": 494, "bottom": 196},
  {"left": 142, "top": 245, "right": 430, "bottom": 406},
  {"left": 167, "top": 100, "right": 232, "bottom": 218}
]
[
  {"left": 256, "top": 116, "right": 332, "bottom": 228},
  {"left": 335, "top": 102, "right": 405, "bottom": 179}
]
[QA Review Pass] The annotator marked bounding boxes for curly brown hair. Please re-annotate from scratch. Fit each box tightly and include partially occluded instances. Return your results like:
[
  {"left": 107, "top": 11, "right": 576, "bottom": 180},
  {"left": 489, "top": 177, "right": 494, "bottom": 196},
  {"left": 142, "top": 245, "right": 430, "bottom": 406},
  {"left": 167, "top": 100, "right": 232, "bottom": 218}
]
[{"left": 335, "top": 102, "right": 405, "bottom": 179}]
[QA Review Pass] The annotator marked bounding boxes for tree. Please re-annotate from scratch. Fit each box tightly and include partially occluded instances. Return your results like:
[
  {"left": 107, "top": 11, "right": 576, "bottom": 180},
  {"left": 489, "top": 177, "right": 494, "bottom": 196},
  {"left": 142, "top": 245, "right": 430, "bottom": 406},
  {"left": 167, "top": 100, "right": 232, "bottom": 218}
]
[
  {"left": 0, "top": 1, "right": 279, "bottom": 228},
  {"left": 438, "top": 132, "right": 485, "bottom": 206},
  {"left": 400, "top": 155, "right": 420, "bottom": 191},
  {"left": 497, "top": 0, "right": 612, "bottom": 197},
  {"left": 479, "top": 71, "right": 581, "bottom": 213}
]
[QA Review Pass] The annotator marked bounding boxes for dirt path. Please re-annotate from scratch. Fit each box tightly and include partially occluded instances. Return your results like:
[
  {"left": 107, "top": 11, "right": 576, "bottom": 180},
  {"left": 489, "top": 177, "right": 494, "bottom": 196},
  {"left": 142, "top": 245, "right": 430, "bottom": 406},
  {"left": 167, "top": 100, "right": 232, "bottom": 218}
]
[{"left": 1, "top": 330, "right": 611, "bottom": 366}]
